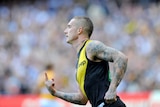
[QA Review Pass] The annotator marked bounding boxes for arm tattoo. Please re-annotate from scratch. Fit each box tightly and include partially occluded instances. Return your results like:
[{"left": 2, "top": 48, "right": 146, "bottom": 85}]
[
  {"left": 63, "top": 94, "right": 83, "bottom": 104},
  {"left": 87, "top": 41, "right": 114, "bottom": 61},
  {"left": 109, "top": 55, "right": 128, "bottom": 92},
  {"left": 87, "top": 40, "right": 128, "bottom": 91},
  {"left": 54, "top": 91, "right": 87, "bottom": 105},
  {"left": 114, "top": 57, "right": 127, "bottom": 86}
]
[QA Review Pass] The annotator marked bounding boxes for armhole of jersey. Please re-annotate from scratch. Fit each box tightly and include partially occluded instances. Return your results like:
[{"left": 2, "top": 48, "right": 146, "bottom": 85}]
[
  {"left": 84, "top": 40, "right": 92, "bottom": 61},
  {"left": 85, "top": 40, "right": 103, "bottom": 63},
  {"left": 85, "top": 40, "right": 111, "bottom": 82}
]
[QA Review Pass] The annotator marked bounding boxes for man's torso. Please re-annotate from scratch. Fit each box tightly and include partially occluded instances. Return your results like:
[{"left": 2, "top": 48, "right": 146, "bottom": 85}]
[{"left": 76, "top": 40, "right": 111, "bottom": 107}]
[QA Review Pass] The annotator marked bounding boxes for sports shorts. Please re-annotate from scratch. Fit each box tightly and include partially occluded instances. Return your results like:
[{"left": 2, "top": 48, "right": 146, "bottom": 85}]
[{"left": 98, "top": 96, "right": 126, "bottom": 107}]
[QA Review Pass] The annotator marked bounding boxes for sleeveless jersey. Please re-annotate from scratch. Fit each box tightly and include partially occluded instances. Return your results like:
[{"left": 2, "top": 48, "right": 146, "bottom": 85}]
[{"left": 76, "top": 40, "right": 111, "bottom": 107}]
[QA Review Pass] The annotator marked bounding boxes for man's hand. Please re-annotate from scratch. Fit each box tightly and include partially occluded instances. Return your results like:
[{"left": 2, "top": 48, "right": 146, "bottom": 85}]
[
  {"left": 104, "top": 90, "right": 117, "bottom": 104},
  {"left": 44, "top": 72, "right": 56, "bottom": 95}
]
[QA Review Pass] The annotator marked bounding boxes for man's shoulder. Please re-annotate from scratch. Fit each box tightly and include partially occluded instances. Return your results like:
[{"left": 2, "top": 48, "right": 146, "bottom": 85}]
[
  {"left": 86, "top": 40, "right": 104, "bottom": 50},
  {"left": 86, "top": 40, "right": 104, "bottom": 61},
  {"left": 86, "top": 40, "right": 101, "bottom": 55}
]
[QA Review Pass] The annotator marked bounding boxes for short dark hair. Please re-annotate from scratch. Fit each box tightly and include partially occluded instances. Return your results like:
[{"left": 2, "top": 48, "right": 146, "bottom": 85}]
[{"left": 73, "top": 16, "right": 94, "bottom": 38}]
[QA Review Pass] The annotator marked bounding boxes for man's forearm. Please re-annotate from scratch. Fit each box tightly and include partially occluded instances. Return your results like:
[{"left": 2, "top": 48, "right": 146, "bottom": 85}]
[
  {"left": 109, "top": 56, "right": 128, "bottom": 91},
  {"left": 53, "top": 90, "right": 87, "bottom": 105}
]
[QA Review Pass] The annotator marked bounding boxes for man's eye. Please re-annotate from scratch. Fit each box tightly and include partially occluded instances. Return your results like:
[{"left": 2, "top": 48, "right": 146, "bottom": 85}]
[{"left": 68, "top": 25, "right": 71, "bottom": 28}]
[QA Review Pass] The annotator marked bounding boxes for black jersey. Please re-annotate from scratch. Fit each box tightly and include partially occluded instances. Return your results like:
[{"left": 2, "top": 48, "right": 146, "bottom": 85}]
[{"left": 76, "top": 40, "right": 111, "bottom": 107}]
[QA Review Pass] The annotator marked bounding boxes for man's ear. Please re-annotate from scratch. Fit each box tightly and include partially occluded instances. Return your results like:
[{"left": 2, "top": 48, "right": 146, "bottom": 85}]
[{"left": 78, "top": 27, "right": 83, "bottom": 35}]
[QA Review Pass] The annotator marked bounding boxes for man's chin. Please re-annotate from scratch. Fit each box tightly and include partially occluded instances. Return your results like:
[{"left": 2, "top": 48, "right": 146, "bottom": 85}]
[
  {"left": 66, "top": 40, "right": 71, "bottom": 44},
  {"left": 66, "top": 39, "right": 74, "bottom": 44}
]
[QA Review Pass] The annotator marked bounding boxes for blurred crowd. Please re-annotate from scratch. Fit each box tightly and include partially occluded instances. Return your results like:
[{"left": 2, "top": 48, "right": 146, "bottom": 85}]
[{"left": 0, "top": 0, "right": 160, "bottom": 95}]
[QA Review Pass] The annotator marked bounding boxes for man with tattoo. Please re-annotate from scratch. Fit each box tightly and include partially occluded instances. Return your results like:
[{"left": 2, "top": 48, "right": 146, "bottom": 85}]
[{"left": 45, "top": 16, "right": 128, "bottom": 107}]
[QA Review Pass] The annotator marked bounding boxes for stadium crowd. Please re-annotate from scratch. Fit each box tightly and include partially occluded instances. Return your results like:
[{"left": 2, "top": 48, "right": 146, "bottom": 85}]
[{"left": 0, "top": 0, "right": 160, "bottom": 95}]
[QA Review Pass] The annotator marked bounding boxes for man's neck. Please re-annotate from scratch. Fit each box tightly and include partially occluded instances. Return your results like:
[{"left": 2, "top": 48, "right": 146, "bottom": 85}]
[{"left": 72, "top": 38, "right": 89, "bottom": 53}]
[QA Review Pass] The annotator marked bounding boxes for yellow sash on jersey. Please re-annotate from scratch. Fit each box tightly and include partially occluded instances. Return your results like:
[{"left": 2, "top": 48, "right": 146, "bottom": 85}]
[{"left": 76, "top": 40, "right": 91, "bottom": 98}]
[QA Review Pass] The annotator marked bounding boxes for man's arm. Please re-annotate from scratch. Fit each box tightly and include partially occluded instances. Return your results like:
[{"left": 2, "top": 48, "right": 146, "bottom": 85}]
[
  {"left": 86, "top": 40, "right": 128, "bottom": 103},
  {"left": 45, "top": 73, "right": 88, "bottom": 105},
  {"left": 54, "top": 90, "right": 88, "bottom": 105}
]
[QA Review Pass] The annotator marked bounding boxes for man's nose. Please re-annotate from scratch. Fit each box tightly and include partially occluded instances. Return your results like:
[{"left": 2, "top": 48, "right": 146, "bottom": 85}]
[{"left": 64, "top": 29, "right": 67, "bottom": 34}]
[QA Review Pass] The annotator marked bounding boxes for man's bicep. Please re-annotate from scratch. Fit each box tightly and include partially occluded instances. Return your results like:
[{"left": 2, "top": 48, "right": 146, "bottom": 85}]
[{"left": 87, "top": 41, "right": 118, "bottom": 62}]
